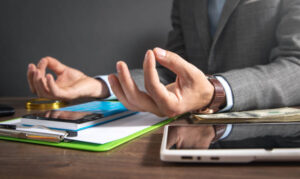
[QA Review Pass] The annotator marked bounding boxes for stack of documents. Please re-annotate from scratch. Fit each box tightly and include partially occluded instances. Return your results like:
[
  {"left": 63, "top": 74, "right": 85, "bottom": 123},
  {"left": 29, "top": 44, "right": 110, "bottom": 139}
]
[
  {"left": 2, "top": 112, "right": 167, "bottom": 144},
  {"left": 0, "top": 101, "right": 171, "bottom": 151}
]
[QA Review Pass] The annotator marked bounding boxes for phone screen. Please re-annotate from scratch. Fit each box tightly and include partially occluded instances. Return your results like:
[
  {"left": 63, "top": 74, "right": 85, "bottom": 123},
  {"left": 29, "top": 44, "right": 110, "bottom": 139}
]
[
  {"left": 166, "top": 124, "right": 300, "bottom": 150},
  {"left": 23, "top": 110, "right": 103, "bottom": 123}
]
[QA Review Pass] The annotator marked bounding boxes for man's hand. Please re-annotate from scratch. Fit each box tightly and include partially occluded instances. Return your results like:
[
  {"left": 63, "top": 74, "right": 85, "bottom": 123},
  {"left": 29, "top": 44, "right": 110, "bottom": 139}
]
[
  {"left": 108, "top": 48, "right": 214, "bottom": 117},
  {"left": 27, "top": 57, "right": 110, "bottom": 101}
]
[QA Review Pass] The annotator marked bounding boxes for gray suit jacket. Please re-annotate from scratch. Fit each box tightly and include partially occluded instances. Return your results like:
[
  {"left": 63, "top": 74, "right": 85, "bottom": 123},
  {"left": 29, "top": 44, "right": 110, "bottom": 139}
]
[{"left": 131, "top": 0, "right": 300, "bottom": 111}]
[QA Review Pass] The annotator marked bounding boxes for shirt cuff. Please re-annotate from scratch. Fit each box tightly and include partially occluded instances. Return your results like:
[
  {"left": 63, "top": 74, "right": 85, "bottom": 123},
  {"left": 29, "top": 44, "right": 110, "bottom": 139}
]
[
  {"left": 219, "top": 124, "right": 232, "bottom": 140},
  {"left": 94, "top": 75, "right": 117, "bottom": 100},
  {"left": 215, "top": 76, "right": 233, "bottom": 112}
]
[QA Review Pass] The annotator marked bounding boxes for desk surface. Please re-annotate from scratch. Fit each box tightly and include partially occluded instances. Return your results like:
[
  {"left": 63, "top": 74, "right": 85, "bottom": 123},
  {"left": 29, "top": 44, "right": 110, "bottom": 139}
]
[{"left": 0, "top": 97, "right": 300, "bottom": 179}]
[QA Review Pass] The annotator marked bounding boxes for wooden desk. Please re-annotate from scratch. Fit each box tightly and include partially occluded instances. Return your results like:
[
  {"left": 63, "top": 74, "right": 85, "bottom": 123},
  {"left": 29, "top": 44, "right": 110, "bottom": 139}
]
[{"left": 0, "top": 97, "right": 300, "bottom": 179}]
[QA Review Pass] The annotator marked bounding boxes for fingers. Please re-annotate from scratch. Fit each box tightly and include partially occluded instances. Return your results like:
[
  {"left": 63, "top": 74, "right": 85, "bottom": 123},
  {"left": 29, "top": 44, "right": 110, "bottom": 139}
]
[
  {"left": 153, "top": 47, "right": 195, "bottom": 77},
  {"left": 116, "top": 61, "right": 138, "bottom": 99},
  {"left": 33, "top": 70, "right": 50, "bottom": 98},
  {"left": 30, "top": 71, "right": 66, "bottom": 100},
  {"left": 46, "top": 74, "right": 61, "bottom": 98},
  {"left": 143, "top": 50, "right": 169, "bottom": 101},
  {"left": 109, "top": 62, "right": 164, "bottom": 116},
  {"left": 37, "top": 56, "right": 66, "bottom": 75},
  {"left": 27, "top": 64, "right": 37, "bottom": 94},
  {"left": 28, "top": 63, "right": 61, "bottom": 99},
  {"left": 37, "top": 57, "right": 48, "bottom": 77},
  {"left": 28, "top": 56, "right": 67, "bottom": 99},
  {"left": 108, "top": 74, "right": 140, "bottom": 111},
  {"left": 143, "top": 50, "right": 180, "bottom": 117},
  {"left": 116, "top": 61, "right": 156, "bottom": 109},
  {"left": 46, "top": 73, "right": 74, "bottom": 100}
]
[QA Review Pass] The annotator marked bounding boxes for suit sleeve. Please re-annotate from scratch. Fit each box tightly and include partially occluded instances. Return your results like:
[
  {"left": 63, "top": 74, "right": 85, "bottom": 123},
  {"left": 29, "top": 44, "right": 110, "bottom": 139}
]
[{"left": 219, "top": 0, "right": 300, "bottom": 111}]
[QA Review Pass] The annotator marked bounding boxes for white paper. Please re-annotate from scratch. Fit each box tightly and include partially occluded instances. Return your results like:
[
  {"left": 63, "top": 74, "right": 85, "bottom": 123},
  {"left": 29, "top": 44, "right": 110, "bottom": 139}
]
[
  {"left": 65, "top": 112, "right": 166, "bottom": 144},
  {"left": 1, "top": 112, "right": 167, "bottom": 144}
]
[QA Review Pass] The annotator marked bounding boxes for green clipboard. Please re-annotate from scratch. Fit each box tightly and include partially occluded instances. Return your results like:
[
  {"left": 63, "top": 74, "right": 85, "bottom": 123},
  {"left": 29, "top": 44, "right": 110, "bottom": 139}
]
[{"left": 0, "top": 118, "right": 174, "bottom": 152}]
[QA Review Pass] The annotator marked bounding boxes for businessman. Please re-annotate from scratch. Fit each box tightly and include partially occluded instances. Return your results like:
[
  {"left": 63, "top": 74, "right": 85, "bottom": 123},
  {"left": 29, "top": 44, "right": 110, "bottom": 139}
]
[{"left": 27, "top": 0, "right": 300, "bottom": 117}]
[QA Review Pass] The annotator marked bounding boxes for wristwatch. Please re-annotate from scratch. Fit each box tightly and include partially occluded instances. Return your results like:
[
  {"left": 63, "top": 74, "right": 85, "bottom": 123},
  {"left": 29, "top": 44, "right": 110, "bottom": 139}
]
[{"left": 198, "top": 75, "right": 226, "bottom": 114}]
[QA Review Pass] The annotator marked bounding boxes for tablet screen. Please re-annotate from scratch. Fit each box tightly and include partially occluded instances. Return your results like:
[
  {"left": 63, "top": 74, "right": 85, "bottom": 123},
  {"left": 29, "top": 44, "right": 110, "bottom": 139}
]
[{"left": 167, "top": 124, "right": 300, "bottom": 150}]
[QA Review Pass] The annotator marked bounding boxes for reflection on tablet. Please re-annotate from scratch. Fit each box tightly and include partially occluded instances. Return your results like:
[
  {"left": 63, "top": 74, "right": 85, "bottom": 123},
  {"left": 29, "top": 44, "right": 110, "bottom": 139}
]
[{"left": 167, "top": 124, "right": 300, "bottom": 150}]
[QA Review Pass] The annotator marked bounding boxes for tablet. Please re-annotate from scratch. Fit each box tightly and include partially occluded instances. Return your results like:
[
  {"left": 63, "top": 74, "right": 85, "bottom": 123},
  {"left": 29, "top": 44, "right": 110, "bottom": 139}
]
[{"left": 160, "top": 123, "right": 300, "bottom": 163}]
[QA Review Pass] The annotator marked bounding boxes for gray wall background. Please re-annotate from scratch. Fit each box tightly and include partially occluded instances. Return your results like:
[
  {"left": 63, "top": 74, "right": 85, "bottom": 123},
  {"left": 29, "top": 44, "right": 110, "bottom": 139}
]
[{"left": 0, "top": 0, "right": 172, "bottom": 97}]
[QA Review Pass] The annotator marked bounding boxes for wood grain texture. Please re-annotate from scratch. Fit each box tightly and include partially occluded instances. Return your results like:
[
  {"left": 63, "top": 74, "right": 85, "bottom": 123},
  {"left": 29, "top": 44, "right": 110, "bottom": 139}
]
[{"left": 0, "top": 97, "right": 300, "bottom": 179}]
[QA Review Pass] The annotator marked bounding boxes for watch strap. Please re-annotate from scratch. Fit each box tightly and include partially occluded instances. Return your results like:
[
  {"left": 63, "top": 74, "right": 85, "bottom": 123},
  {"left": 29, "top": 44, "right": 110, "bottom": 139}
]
[{"left": 198, "top": 75, "right": 226, "bottom": 114}]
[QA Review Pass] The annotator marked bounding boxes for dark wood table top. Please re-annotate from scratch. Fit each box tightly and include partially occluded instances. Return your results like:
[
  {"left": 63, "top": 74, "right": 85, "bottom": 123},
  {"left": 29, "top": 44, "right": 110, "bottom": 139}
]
[{"left": 0, "top": 97, "right": 300, "bottom": 179}]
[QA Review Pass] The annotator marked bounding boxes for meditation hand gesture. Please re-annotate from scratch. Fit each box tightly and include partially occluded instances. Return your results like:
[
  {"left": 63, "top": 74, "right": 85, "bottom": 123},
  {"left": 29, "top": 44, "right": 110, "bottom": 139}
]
[
  {"left": 27, "top": 57, "right": 109, "bottom": 101},
  {"left": 109, "top": 48, "right": 214, "bottom": 117}
]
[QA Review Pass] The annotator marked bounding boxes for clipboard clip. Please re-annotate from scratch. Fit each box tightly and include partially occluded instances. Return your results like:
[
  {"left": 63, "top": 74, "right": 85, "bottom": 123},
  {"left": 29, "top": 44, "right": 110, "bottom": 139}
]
[{"left": 0, "top": 124, "right": 77, "bottom": 143}]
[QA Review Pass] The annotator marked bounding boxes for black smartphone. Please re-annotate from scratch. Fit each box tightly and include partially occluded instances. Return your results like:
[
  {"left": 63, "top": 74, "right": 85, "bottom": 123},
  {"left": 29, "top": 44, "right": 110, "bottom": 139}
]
[{"left": 0, "top": 104, "right": 15, "bottom": 117}]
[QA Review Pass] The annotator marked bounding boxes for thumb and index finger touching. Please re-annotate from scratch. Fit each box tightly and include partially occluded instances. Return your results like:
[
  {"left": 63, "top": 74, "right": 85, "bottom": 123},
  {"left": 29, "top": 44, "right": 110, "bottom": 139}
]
[
  {"left": 143, "top": 48, "right": 196, "bottom": 97},
  {"left": 143, "top": 48, "right": 192, "bottom": 113},
  {"left": 153, "top": 47, "right": 193, "bottom": 77},
  {"left": 27, "top": 57, "right": 66, "bottom": 97},
  {"left": 143, "top": 47, "right": 193, "bottom": 89},
  {"left": 37, "top": 57, "right": 67, "bottom": 98},
  {"left": 36, "top": 56, "right": 66, "bottom": 76},
  {"left": 143, "top": 48, "right": 200, "bottom": 115}
]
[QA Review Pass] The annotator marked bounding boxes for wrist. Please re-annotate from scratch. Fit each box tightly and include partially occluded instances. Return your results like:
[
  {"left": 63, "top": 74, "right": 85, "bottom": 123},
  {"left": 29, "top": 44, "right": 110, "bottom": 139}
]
[
  {"left": 91, "top": 78, "right": 110, "bottom": 98},
  {"left": 78, "top": 77, "right": 110, "bottom": 99}
]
